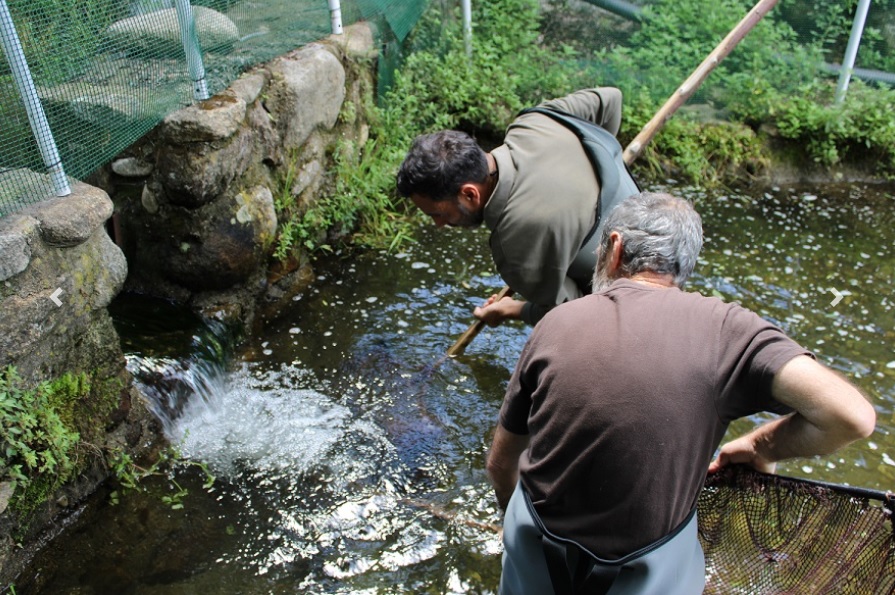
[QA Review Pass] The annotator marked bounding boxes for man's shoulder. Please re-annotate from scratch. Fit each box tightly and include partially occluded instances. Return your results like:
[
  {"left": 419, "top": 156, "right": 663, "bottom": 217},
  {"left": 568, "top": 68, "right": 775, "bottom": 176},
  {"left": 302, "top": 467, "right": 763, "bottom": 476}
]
[
  {"left": 597, "top": 281, "right": 752, "bottom": 319},
  {"left": 656, "top": 287, "right": 786, "bottom": 337}
]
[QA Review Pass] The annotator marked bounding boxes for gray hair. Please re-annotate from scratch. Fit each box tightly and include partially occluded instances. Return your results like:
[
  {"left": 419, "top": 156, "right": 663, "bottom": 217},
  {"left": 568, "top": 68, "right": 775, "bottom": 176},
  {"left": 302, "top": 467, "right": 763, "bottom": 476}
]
[{"left": 594, "top": 191, "right": 703, "bottom": 288}]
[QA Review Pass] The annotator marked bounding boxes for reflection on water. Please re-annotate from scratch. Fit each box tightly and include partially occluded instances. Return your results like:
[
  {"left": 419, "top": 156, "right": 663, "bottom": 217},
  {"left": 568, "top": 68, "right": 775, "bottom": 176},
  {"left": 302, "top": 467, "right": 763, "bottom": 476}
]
[
  {"left": 682, "top": 183, "right": 894, "bottom": 489},
  {"left": 16, "top": 183, "right": 895, "bottom": 593}
]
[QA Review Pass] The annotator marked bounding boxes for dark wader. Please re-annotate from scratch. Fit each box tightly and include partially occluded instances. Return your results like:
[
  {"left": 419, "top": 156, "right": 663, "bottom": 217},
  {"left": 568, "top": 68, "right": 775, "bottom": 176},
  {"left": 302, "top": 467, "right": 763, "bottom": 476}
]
[
  {"left": 499, "top": 483, "right": 705, "bottom": 595},
  {"left": 519, "top": 106, "right": 642, "bottom": 294}
]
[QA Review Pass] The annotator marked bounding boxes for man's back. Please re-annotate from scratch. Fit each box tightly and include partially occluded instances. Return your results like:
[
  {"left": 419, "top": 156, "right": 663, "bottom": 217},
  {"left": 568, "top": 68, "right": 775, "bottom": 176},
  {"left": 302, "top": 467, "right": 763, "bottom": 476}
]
[
  {"left": 500, "top": 279, "right": 808, "bottom": 559},
  {"left": 483, "top": 87, "right": 624, "bottom": 324},
  {"left": 485, "top": 108, "right": 603, "bottom": 309}
]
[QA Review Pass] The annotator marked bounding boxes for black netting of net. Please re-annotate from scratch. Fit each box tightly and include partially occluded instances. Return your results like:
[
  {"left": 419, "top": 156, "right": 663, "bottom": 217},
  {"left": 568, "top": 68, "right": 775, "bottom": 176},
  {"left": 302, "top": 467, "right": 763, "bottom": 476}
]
[{"left": 700, "top": 466, "right": 895, "bottom": 594}]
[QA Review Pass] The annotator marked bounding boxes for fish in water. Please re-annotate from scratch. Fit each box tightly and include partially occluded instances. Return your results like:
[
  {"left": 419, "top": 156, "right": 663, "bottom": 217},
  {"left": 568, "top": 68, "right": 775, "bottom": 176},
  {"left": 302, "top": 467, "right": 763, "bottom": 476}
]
[{"left": 333, "top": 338, "right": 450, "bottom": 487}]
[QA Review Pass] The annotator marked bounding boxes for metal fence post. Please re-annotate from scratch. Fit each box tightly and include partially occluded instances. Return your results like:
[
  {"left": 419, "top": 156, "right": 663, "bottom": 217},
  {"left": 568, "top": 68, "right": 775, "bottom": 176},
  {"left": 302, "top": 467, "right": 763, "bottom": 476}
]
[
  {"left": 328, "top": 0, "right": 343, "bottom": 35},
  {"left": 0, "top": 0, "right": 71, "bottom": 197},
  {"left": 835, "top": 0, "right": 872, "bottom": 105},
  {"left": 462, "top": 0, "right": 472, "bottom": 56},
  {"left": 174, "top": 0, "right": 210, "bottom": 101}
]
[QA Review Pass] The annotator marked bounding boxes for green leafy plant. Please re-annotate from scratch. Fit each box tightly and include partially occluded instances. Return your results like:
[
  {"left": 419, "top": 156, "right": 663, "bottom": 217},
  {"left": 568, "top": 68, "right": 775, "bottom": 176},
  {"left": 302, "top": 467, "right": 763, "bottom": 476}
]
[
  {"left": 1, "top": 366, "right": 214, "bottom": 514},
  {"left": 0, "top": 366, "right": 80, "bottom": 495},
  {"left": 589, "top": 0, "right": 825, "bottom": 116},
  {"left": 767, "top": 80, "right": 895, "bottom": 172},
  {"left": 272, "top": 150, "right": 304, "bottom": 260},
  {"left": 564, "top": 0, "right": 895, "bottom": 181},
  {"left": 107, "top": 445, "right": 215, "bottom": 510},
  {"left": 387, "top": 0, "right": 587, "bottom": 137},
  {"left": 272, "top": 134, "right": 417, "bottom": 259}
]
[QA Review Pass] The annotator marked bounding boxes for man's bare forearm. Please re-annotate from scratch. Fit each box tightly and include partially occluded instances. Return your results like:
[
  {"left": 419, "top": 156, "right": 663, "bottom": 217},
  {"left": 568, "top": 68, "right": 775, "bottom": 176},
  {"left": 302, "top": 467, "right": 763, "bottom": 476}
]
[
  {"left": 486, "top": 424, "right": 529, "bottom": 510},
  {"left": 710, "top": 356, "right": 876, "bottom": 474}
]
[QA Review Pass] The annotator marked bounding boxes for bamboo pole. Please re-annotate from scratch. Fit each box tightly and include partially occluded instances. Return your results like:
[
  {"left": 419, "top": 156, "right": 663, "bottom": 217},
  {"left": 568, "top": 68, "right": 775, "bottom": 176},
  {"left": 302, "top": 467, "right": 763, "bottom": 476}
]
[
  {"left": 446, "top": 285, "right": 513, "bottom": 357},
  {"left": 447, "top": 0, "right": 780, "bottom": 357},
  {"left": 623, "top": 0, "right": 780, "bottom": 164}
]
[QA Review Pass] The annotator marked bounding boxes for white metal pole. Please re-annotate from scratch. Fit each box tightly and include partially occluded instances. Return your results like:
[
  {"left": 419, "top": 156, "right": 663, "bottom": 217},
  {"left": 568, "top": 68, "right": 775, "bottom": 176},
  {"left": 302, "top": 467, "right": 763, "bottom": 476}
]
[
  {"left": 835, "top": 0, "right": 872, "bottom": 105},
  {"left": 174, "top": 0, "right": 210, "bottom": 100},
  {"left": 0, "top": 0, "right": 70, "bottom": 196},
  {"left": 328, "top": 0, "right": 343, "bottom": 35},
  {"left": 462, "top": 0, "right": 472, "bottom": 56}
]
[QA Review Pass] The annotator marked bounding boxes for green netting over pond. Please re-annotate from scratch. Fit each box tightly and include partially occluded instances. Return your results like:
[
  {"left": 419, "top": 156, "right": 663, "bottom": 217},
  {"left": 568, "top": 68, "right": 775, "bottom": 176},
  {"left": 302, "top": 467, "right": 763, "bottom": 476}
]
[
  {"left": 700, "top": 466, "right": 895, "bottom": 594},
  {"left": 3, "top": 1, "right": 894, "bottom": 216},
  {"left": 0, "top": 0, "right": 431, "bottom": 215}
]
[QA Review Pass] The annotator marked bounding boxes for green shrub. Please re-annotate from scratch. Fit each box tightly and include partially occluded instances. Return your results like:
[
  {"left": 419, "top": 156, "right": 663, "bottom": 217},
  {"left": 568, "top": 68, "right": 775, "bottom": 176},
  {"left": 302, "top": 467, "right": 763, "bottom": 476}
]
[
  {"left": 590, "top": 0, "right": 823, "bottom": 114},
  {"left": 0, "top": 365, "right": 215, "bottom": 518},
  {"left": 777, "top": 0, "right": 895, "bottom": 73},
  {"left": 0, "top": 367, "right": 81, "bottom": 498},
  {"left": 768, "top": 80, "right": 895, "bottom": 172},
  {"left": 388, "top": 0, "right": 586, "bottom": 136}
]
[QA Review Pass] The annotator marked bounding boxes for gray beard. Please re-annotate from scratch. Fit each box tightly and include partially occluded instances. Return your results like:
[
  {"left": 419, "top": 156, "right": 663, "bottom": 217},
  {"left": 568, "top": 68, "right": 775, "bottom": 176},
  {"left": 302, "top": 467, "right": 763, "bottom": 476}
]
[
  {"left": 590, "top": 245, "right": 614, "bottom": 292},
  {"left": 591, "top": 268, "right": 614, "bottom": 292}
]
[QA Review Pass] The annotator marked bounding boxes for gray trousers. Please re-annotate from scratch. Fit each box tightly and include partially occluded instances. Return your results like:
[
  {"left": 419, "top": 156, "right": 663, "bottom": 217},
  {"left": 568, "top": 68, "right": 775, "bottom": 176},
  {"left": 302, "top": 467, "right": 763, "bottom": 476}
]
[{"left": 499, "top": 483, "right": 706, "bottom": 595}]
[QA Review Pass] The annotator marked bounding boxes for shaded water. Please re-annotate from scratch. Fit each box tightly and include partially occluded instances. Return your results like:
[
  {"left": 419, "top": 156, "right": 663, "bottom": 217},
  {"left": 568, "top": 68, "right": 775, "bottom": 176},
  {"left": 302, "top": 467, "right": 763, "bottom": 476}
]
[{"left": 16, "top": 182, "right": 895, "bottom": 594}]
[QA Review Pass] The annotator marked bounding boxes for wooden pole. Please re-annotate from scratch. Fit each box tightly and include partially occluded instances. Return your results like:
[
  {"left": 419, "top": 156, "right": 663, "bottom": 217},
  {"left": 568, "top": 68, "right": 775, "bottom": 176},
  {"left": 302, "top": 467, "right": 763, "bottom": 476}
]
[
  {"left": 447, "top": 0, "right": 780, "bottom": 357},
  {"left": 623, "top": 0, "right": 781, "bottom": 164},
  {"left": 445, "top": 285, "right": 514, "bottom": 357}
]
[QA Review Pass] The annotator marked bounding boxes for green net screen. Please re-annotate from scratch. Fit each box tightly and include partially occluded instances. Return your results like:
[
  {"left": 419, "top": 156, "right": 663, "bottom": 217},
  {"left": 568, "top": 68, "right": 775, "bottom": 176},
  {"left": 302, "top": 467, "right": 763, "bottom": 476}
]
[{"left": 0, "top": 0, "right": 430, "bottom": 215}]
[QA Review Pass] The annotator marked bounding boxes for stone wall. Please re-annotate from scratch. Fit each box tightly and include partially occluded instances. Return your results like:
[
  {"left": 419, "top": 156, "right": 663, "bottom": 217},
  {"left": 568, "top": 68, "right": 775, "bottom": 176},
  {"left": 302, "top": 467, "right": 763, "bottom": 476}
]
[
  {"left": 103, "top": 22, "right": 378, "bottom": 331},
  {"left": 0, "top": 182, "right": 160, "bottom": 582},
  {"left": 0, "top": 21, "right": 378, "bottom": 584}
]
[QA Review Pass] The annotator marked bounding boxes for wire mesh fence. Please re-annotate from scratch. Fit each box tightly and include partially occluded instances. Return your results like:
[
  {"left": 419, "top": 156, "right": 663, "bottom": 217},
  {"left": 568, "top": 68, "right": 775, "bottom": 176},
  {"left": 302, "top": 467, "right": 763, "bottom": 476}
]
[
  {"left": 3, "top": 1, "right": 894, "bottom": 217},
  {"left": 0, "top": 0, "right": 429, "bottom": 216}
]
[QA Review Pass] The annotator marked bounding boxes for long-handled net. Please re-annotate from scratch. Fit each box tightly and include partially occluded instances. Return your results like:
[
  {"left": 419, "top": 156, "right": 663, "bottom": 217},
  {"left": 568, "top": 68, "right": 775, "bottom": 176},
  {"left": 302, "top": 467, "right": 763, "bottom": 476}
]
[{"left": 700, "top": 465, "right": 895, "bottom": 594}]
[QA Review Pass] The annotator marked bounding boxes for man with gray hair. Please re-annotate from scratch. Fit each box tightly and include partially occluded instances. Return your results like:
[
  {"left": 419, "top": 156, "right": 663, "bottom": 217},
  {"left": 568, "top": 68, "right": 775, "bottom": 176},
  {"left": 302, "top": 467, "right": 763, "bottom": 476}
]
[{"left": 486, "top": 192, "right": 876, "bottom": 594}]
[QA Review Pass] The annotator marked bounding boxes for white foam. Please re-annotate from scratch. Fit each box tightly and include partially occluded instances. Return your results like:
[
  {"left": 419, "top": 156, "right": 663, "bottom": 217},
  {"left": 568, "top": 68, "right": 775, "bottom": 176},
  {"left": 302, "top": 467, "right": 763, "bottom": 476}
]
[{"left": 167, "top": 365, "right": 389, "bottom": 481}]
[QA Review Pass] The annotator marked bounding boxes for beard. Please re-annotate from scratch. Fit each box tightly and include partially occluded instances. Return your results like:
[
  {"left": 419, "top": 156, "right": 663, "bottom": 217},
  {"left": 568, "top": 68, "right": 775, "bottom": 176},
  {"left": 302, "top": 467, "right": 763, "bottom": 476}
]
[
  {"left": 455, "top": 199, "right": 484, "bottom": 228},
  {"left": 590, "top": 243, "right": 615, "bottom": 292}
]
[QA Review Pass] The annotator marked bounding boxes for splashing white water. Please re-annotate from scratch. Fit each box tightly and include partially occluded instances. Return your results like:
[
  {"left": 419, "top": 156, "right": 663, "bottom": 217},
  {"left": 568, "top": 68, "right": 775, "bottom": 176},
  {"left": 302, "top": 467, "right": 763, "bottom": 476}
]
[{"left": 159, "top": 364, "right": 396, "bottom": 484}]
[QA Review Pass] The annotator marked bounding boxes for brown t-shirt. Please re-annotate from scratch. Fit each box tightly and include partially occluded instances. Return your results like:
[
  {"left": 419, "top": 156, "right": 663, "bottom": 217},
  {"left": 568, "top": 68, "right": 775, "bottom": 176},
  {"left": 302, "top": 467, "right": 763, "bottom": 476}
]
[{"left": 499, "top": 279, "right": 811, "bottom": 559}]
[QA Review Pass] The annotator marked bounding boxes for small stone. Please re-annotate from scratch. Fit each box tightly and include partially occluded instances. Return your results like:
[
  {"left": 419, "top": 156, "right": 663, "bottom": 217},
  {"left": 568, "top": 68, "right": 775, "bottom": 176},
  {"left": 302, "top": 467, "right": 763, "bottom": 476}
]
[
  {"left": 141, "top": 185, "right": 159, "bottom": 214},
  {"left": 0, "top": 228, "right": 32, "bottom": 281},
  {"left": 112, "top": 157, "right": 154, "bottom": 178},
  {"left": 0, "top": 482, "right": 15, "bottom": 514}
]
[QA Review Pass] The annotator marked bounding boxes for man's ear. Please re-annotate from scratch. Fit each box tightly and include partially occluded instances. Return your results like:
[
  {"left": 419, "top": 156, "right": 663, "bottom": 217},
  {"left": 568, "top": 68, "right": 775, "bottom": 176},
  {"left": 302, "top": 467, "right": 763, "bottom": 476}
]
[
  {"left": 457, "top": 183, "right": 483, "bottom": 208},
  {"left": 606, "top": 231, "right": 623, "bottom": 275}
]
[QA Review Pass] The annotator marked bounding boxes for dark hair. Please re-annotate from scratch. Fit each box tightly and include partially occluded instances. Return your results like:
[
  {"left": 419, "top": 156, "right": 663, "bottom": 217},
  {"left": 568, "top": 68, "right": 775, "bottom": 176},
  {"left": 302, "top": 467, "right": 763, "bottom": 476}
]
[
  {"left": 396, "top": 130, "right": 489, "bottom": 202},
  {"left": 598, "top": 191, "right": 704, "bottom": 287}
]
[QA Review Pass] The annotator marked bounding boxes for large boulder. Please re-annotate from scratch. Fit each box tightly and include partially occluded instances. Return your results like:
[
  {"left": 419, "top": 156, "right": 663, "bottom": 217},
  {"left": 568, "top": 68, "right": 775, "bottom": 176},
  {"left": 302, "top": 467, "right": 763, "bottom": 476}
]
[
  {"left": 0, "top": 183, "right": 127, "bottom": 378},
  {"left": 155, "top": 121, "right": 257, "bottom": 208},
  {"left": 106, "top": 6, "right": 239, "bottom": 58},
  {"left": 265, "top": 44, "right": 346, "bottom": 150},
  {"left": 127, "top": 184, "right": 276, "bottom": 293}
]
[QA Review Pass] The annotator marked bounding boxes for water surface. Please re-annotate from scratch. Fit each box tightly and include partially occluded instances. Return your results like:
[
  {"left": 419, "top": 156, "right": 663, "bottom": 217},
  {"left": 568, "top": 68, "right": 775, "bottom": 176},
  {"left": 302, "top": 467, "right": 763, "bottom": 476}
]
[{"left": 16, "top": 182, "right": 895, "bottom": 594}]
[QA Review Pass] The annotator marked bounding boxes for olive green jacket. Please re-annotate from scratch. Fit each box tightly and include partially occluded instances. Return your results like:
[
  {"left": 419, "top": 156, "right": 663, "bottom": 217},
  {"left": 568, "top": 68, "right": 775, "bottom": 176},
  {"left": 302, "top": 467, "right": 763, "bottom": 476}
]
[{"left": 484, "top": 87, "right": 623, "bottom": 325}]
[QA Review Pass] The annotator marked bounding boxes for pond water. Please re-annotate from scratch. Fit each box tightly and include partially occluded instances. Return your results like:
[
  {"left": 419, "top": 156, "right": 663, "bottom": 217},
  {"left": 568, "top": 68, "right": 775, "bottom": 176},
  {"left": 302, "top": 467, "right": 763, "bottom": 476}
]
[{"left": 15, "top": 182, "right": 895, "bottom": 594}]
